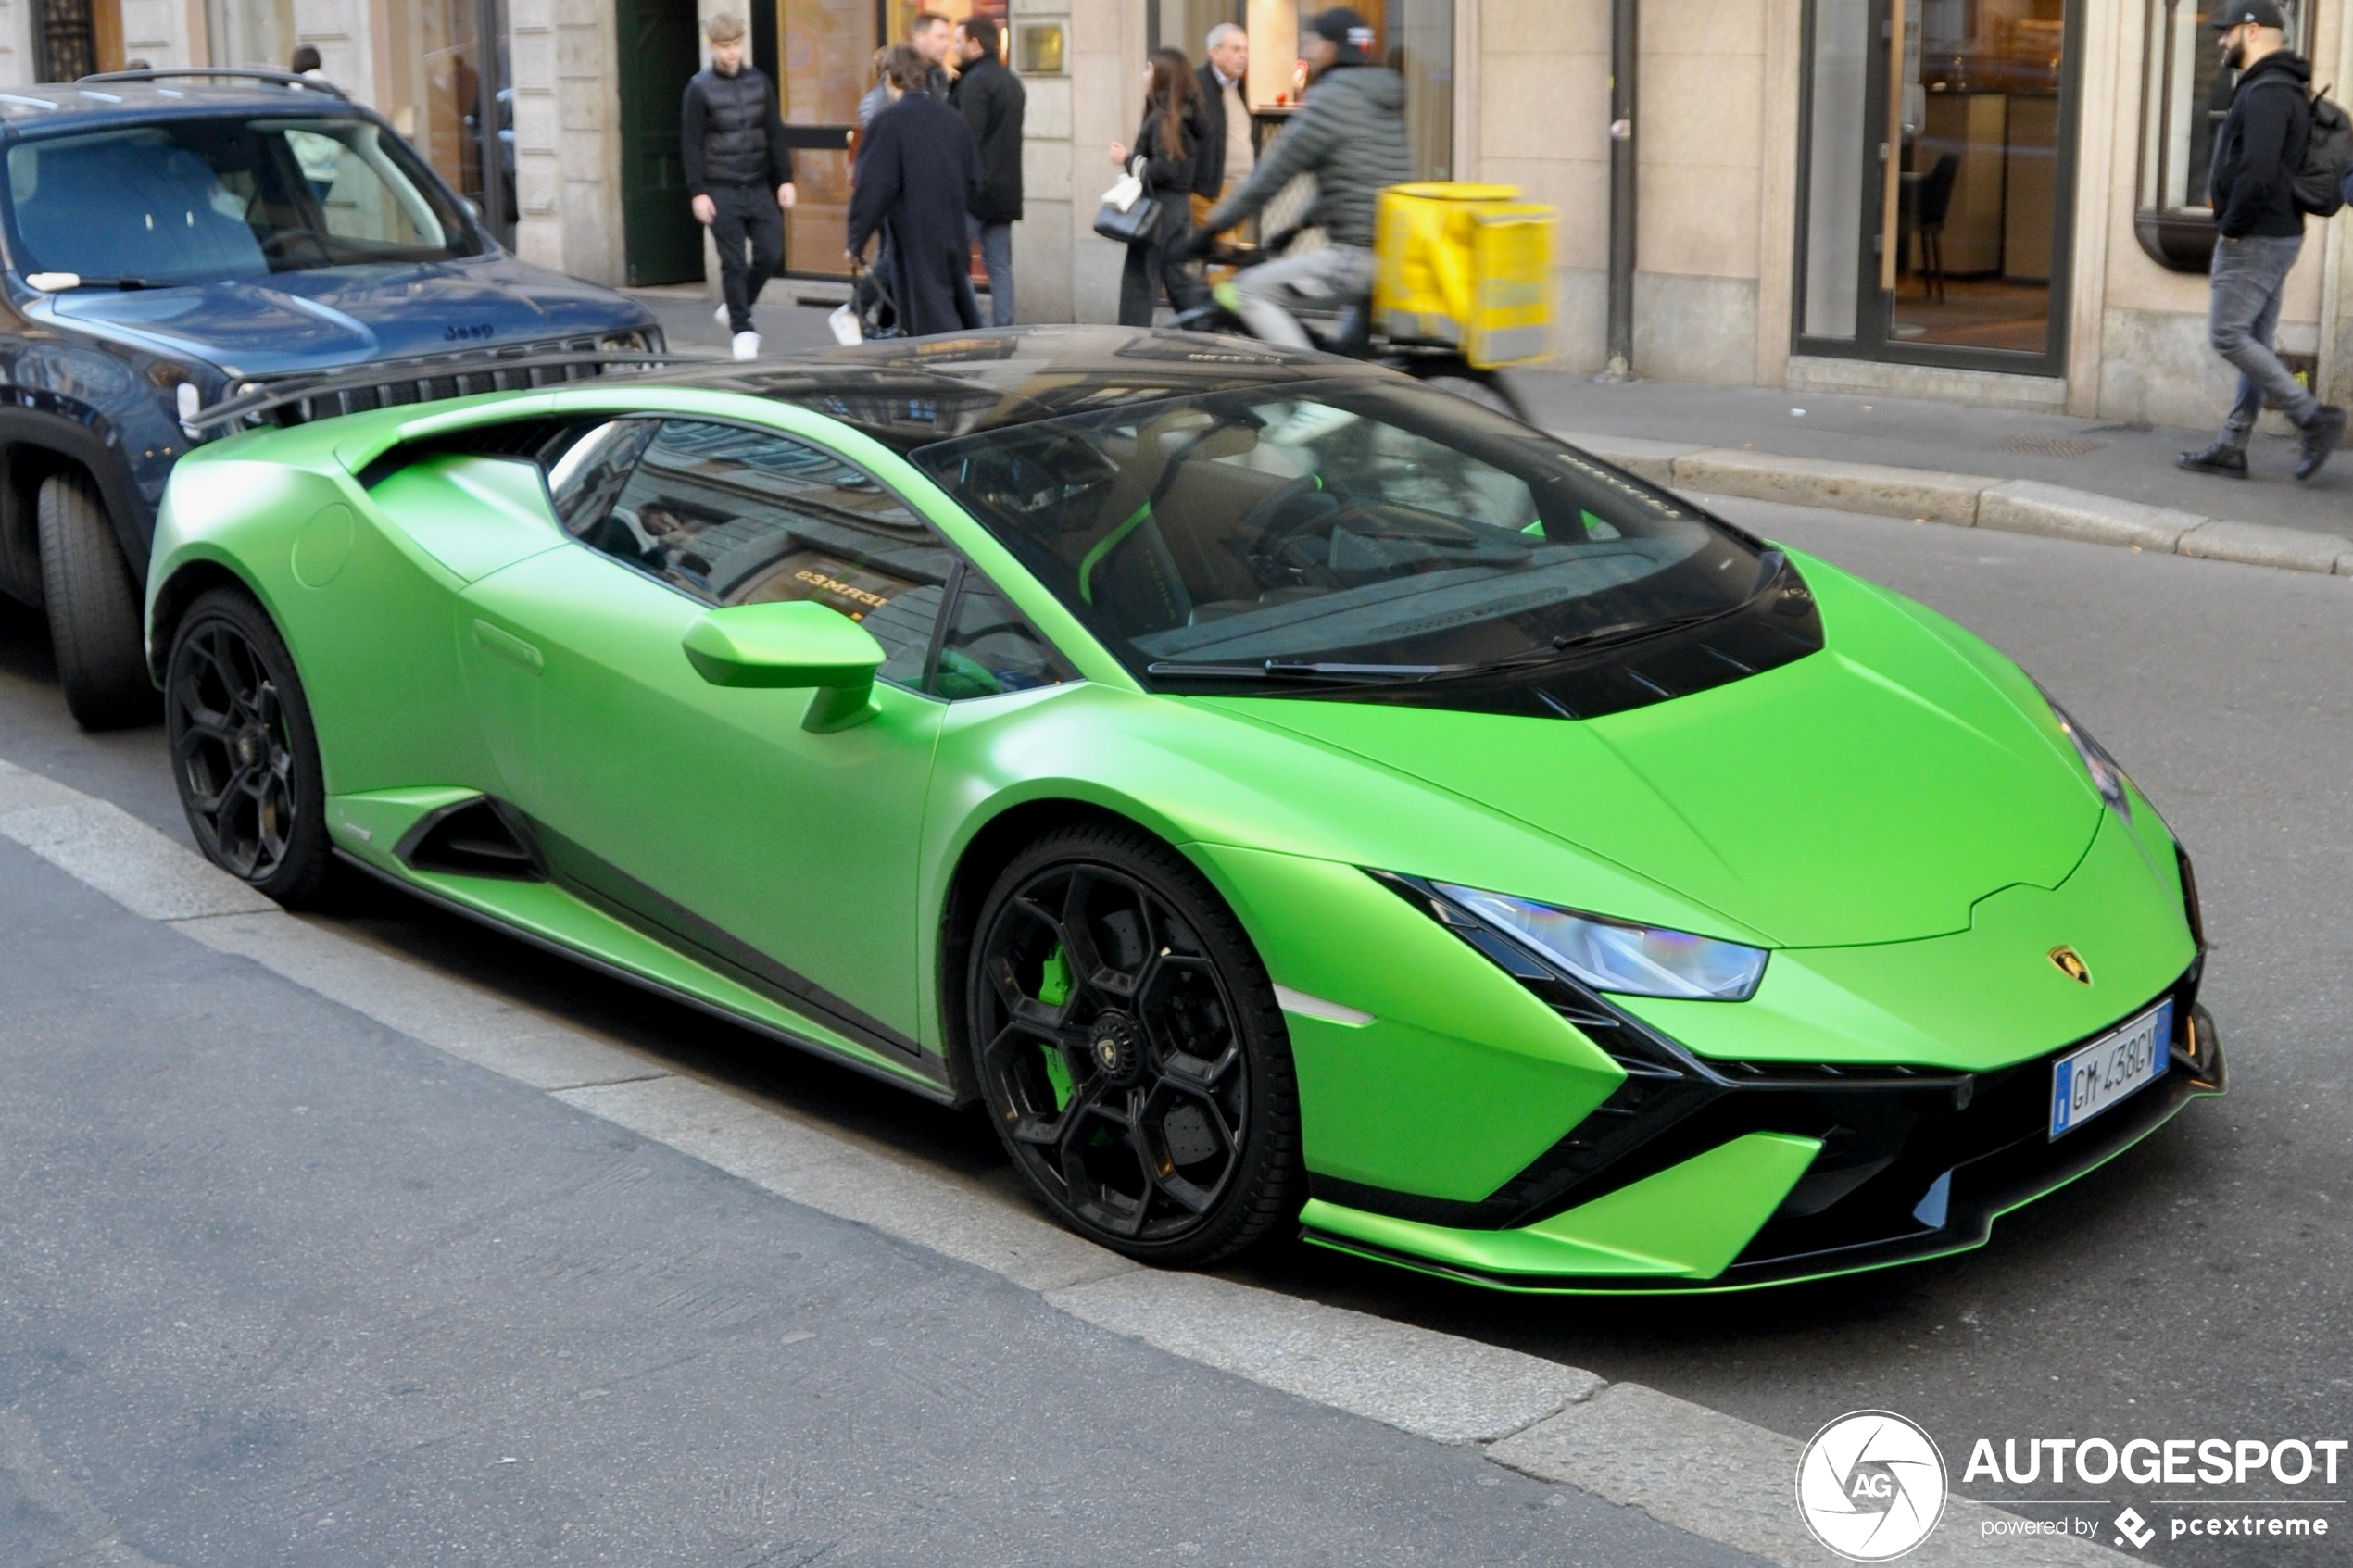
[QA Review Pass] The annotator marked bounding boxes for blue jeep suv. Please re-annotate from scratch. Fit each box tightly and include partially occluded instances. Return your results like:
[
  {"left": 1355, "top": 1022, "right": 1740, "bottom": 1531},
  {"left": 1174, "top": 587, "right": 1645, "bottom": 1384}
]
[{"left": 0, "top": 69, "right": 660, "bottom": 727}]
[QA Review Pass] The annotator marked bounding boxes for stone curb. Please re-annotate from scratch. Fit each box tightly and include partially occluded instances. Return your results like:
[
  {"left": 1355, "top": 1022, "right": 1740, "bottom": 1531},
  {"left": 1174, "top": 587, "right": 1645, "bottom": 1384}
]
[
  {"left": 0, "top": 754, "right": 2138, "bottom": 1566},
  {"left": 1559, "top": 431, "right": 2353, "bottom": 577}
]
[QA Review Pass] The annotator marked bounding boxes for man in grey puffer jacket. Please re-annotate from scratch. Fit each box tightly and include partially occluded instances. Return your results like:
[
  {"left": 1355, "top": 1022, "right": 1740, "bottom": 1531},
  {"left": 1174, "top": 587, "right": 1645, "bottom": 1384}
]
[{"left": 1190, "top": 7, "right": 1409, "bottom": 348}]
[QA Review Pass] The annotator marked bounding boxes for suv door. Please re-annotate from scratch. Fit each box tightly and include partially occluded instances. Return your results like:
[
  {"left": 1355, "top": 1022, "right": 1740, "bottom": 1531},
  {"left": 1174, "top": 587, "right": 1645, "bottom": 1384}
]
[{"left": 459, "top": 417, "right": 960, "bottom": 1064}]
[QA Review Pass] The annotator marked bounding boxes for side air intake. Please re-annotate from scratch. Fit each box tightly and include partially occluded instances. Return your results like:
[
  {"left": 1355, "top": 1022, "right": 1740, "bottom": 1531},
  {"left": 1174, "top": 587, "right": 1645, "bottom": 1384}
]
[{"left": 394, "top": 797, "right": 545, "bottom": 881}]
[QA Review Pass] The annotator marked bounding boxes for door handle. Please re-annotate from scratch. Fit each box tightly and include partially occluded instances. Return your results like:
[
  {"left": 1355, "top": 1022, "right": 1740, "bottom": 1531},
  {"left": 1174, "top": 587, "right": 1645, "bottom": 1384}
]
[{"left": 472, "top": 618, "right": 544, "bottom": 674}]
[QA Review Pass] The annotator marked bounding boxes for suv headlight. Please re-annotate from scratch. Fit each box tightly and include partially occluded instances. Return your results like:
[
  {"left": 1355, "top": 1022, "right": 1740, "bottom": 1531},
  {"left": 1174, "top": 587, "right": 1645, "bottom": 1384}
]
[{"left": 1431, "top": 882, "right": 1768, "bottom": 1001}]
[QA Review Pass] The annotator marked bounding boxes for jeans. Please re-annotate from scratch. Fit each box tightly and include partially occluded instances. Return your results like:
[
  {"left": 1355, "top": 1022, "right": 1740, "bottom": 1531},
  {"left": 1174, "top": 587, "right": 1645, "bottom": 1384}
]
[
  {"left": 1231, "top": 244, "right": 1378, "bottom": 350},
  {"left": 709, "top": 183, "right": 784, "bottom": 336},
  {"left": 967, "top": 214, "right": 1014, "bottom": 326},
  {"left": 2209, "top": 232, "right": 2319, "bottom": 443}
]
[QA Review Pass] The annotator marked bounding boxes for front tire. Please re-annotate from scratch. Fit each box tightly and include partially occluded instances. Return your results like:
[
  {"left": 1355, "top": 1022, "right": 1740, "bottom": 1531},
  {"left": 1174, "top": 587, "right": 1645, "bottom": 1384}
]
[
  {"left": 38, "top": 471, "right": 157, "bottom": 730},
  {"left": 164, "top": 587, "right": 335, "bottom": 907},
  {"left": 968, "top": 823, "right": 1303, "bottom": 1266}
]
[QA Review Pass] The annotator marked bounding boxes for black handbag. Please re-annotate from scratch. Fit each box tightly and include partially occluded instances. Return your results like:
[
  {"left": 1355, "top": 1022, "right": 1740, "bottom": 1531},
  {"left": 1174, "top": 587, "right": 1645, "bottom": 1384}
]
[{"left": 1094, "top": 158, "right": 1162, "bottom": 244}]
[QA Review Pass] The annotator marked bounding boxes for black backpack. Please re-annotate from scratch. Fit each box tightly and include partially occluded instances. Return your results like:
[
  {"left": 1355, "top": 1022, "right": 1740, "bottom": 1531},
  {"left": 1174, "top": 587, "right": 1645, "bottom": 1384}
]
[{"left": 2268, "top": 82, "right": 2353, "bottom": 215}]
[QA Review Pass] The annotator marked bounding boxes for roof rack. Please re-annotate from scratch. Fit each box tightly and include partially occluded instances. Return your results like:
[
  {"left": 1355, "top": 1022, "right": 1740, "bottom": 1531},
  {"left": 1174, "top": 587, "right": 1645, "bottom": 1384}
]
[
  {"left": 75, "top": 68, "right": 349, "bottom": 100},
  {"left": 183, "top": 347, "right": 723, "bottom": 433}
]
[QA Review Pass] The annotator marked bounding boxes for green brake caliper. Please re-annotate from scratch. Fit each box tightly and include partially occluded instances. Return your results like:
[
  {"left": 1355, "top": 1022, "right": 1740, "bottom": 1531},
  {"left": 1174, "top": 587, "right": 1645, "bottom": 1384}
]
[{"left": 1038, "top": 943, "right": 1075, "bottom": 1111}]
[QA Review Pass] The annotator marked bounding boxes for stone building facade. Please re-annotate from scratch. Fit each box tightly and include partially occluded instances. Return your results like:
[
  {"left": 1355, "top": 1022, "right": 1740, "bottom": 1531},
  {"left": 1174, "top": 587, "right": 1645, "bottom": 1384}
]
[{"left": 4, "top": 0, "right": 2348, "bottom": 427}]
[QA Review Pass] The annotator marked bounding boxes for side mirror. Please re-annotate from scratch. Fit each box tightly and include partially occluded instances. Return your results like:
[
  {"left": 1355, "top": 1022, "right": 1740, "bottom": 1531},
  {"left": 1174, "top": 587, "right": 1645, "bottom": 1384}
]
[{"left": 681, "top": 600, "right": 887, "bottom": 733}]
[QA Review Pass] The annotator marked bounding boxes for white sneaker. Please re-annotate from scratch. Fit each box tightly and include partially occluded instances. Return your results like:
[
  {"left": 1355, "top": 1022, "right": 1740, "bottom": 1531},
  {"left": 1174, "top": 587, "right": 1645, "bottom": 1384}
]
[
  {"left": 732, "top": 331, "right": 760, "bottom": 361},
  {"left": 714, "top": 301, "right": 730, "bottom": 326},
  {"left": 827, "top": 303, "right": 863, "bottom": 345}
]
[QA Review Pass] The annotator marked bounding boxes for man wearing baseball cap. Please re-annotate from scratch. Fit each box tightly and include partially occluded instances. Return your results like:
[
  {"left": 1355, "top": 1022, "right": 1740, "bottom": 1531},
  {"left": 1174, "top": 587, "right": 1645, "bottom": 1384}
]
[{"left": 2179, "top": 0, "right": 2346, "bottom": 482}]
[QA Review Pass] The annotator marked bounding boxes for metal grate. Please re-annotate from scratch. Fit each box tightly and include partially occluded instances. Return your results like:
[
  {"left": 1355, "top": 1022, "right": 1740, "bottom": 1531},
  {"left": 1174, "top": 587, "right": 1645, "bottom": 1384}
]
[
  {"left": 242, "top": 335, "right": 627, "bottom": 428},
  {"left": 1987, "top": 433, "right": 2109, "bottom": 458}
]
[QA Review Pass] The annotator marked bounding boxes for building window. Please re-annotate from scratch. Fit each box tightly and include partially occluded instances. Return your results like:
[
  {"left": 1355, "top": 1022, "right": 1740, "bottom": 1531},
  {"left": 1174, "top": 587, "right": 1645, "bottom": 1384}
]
[
  {"left": 2134, "top": 0, "right": 2304, "bottom": 272},
  {"left": 1796, "top": 0, "right": 2079, "bottom": 371},
  {"left": 32, "top": 0, "right": 119, "bottom": 81}
]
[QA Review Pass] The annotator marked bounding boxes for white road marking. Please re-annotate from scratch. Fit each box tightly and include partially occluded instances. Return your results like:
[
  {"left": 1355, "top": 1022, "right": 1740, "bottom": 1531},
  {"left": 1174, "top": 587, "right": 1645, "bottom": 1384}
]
[{"left": 0, "top": 754, "right": 2134, "bottom": 1564}]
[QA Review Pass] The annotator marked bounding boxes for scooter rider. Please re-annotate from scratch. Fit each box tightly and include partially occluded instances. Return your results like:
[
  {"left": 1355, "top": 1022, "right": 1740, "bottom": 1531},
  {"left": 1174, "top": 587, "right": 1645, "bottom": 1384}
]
[{"left": 1181, "top": 8, "right": 1410, "bottom": 348}]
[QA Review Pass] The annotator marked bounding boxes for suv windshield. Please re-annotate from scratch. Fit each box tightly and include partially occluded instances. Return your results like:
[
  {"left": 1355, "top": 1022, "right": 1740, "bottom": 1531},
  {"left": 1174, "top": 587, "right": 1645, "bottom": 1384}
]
[
  {"left": 911, "top": 379, "right": 1772, "bottom": 688},
  {"left": 5, "top": 115, "right": 482, "bottom": 284}
]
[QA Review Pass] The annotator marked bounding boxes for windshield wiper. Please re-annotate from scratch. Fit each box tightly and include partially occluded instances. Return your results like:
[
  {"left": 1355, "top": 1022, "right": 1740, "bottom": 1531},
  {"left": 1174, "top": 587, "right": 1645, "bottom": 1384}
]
[
  {"left": 1421, "top": 549, "right": 1791, "bottom": 684},
  {"left": 1147, "top": 659, "right": 1440, "bottom": 684},
  {"left": 29, "top": 274, "right": 177, "bottom": 291}
]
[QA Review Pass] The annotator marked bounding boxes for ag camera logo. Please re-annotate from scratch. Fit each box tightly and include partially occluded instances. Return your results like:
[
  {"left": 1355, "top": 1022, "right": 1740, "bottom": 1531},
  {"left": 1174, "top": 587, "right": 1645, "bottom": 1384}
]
[{"left": 1797, "top": 1411, "right": 1949, "bottom": 1561}]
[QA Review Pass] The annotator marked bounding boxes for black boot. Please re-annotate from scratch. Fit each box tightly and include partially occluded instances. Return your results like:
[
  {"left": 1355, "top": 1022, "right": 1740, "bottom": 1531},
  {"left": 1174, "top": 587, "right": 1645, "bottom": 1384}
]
[
  {"left": 2296, "top": 405, "right": 2348, "bottom": 481},
  {"left": 2177, "top": 440, "right": 2249, "bottom": 477}
]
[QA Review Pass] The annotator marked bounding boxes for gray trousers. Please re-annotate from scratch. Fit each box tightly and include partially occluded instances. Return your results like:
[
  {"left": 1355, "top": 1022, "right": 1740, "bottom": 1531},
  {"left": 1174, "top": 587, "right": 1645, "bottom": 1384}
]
[
  {"left": 967, "top": 215, "right": 1014, "bottom": 327},
  {"left": 2210, "top": 232, "right": 2320, "bottom": 443},
  {"left": 1231, "top": 244, "right": 1377, "bottom": 350}
]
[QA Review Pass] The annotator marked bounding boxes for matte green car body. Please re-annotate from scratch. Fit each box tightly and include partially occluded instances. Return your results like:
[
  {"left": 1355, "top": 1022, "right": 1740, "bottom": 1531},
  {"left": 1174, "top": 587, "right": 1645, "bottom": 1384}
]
[{"left": 145, "top": 367, "right": 2218, "bottom": 1292}]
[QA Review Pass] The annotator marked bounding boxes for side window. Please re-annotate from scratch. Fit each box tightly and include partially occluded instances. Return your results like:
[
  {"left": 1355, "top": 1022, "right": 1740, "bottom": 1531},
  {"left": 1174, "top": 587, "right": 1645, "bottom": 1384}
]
[
  {"left": 557, "top": 419, "right": 958, "bottom": 689},
  {"left": 932, "top": 577, "right": 1072, "bottom": 700}
]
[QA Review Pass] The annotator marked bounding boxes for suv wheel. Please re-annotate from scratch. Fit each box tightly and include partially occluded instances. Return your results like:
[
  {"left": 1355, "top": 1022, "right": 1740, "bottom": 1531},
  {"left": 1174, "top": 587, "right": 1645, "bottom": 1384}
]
[{"left": 38, "top": 470, "right": 157, "bottom": 730}]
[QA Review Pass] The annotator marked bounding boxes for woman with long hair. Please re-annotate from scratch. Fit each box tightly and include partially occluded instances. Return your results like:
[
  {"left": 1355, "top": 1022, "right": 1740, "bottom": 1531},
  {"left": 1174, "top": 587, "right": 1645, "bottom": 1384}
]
[{"left": 1109, "top": 47, "right": 1209, "bottom": 327}]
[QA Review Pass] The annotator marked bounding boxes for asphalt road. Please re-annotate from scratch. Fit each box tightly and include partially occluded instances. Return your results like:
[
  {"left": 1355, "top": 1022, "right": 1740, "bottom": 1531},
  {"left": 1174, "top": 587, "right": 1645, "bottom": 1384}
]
[{"left": 4, "top": 490, "right": 2348, "bottom": 1564}]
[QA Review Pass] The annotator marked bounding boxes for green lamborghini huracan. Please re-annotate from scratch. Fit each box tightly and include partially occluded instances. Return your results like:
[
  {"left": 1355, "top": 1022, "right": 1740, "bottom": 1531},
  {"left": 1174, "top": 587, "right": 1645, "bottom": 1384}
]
[{"left": 145, "top": 327, "right": 2221, "bottom": 1288}]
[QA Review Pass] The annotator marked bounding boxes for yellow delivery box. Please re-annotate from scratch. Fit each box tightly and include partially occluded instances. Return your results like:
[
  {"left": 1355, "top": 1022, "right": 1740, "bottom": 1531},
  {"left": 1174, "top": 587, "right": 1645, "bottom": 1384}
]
[{"left": 1375, "top": 182, "right": 1557, "bottom": 369}]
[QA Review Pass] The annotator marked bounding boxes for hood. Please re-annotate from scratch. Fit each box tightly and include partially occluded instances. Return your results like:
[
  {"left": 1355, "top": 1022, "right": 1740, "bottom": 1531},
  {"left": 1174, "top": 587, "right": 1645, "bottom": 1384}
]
[
  {"left": 2235, "top": 51, "right": 2311, "bottom": 93},
  {"left": 1315, "top": 64, "right": 1405, "bottom": 112},
  {"left": 37, "top": 252, "right": 652, "bottom": 377},
  {"left": 1202, "top": 560, "right": 2103, "bottom": 947}
]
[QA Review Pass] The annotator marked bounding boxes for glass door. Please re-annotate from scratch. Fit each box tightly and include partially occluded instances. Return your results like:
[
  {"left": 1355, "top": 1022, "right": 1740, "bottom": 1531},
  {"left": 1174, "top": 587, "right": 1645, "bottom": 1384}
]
[{"left": 1797, "top": 0, "right": 2080, "bottom": 372}]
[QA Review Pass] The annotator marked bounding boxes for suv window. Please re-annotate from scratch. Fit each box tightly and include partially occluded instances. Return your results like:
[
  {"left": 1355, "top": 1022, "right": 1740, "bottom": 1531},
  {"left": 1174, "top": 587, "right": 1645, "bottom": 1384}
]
[
  {"left": 556, "top": 419, "right": 959, "bottom": 689},
  {"left": 3, "top": 115, "right": 480, "bottom": 283}
]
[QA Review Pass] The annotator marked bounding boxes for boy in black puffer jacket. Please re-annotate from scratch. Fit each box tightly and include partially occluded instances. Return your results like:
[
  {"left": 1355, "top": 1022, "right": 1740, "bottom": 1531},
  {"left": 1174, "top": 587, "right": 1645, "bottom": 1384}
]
[{"left": 683, "top": 13, "right": 797, "bottom": 360}]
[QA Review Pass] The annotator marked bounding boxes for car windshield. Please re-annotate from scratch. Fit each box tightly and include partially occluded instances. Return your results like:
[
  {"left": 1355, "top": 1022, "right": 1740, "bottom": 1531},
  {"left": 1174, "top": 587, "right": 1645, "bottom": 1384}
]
[
  {"left": 4, "top": 114, "right": 482, "bottom": 284},
  {"left": 910, "top": 379, "right": 1770, "bottom": 687}
]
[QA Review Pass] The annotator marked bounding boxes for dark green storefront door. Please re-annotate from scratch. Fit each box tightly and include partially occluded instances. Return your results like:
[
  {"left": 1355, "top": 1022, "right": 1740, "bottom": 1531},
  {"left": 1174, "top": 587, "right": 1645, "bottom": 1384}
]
[{"left": 617, "top": 0, "right": 703, "bottom": 286}]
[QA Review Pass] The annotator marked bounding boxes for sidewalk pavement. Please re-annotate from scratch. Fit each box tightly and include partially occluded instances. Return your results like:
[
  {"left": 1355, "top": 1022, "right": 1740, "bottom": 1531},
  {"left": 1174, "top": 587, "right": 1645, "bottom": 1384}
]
[{"left": 1510, "top": 370, "right": 2353, "bottom": 574}]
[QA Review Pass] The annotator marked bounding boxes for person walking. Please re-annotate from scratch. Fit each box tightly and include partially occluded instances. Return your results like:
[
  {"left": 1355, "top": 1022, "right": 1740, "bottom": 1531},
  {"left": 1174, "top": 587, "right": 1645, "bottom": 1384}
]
[
  {"left": 952, "top": 17, "right": 1024, "bottom": 327},
  {"left": 849, "top": 45, "right": 983, "bottom": 337},
  {"left": 859, "top": 13, "right": 952, "bottom": 125},
  {"left": 1112, "top": 49, "right": 1209, "bottom": 328},
  {"left": 2179, "top": 0, "right": 2347, "bottom": 481},
  {"left": 1189, "top": 23, "right": 1256, "bottom": 234},
  {"left": 683, "top": 13, "right": 797, "bottom": 361},
  {"left": 1189, "top": 9, "right": 1409, "bottom": 349}
]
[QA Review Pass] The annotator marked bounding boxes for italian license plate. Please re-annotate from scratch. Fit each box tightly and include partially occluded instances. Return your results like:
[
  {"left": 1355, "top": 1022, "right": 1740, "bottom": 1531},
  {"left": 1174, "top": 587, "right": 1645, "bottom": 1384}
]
[{"left": 2049, "top": 999, "right": 2172, "bottom": 1140}]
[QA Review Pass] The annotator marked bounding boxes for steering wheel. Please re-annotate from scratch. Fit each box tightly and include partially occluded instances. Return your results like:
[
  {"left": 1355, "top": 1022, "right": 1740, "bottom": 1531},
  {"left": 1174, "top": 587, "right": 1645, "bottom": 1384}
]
[{"left": 1235, "top": 471, "right": 1342, "bottom": 555}]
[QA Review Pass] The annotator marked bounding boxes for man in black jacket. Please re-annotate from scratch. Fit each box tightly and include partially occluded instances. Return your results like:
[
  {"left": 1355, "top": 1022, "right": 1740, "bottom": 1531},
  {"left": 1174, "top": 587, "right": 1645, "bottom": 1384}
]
[
  {"left": 683, "top": 13, "right": 797, "bottom": 361},
  {"left": 1189, "top": 23, "right": 1256, "bottom": 224},
  {"left": 951, "top": 17, "right": 1024, "bottom": 326},
  {"left": 2181, "top": 0, "right": 2346, "bottom": 481},
  {"left": 849, "top": 45, "right": 983, "bottom": 337}
]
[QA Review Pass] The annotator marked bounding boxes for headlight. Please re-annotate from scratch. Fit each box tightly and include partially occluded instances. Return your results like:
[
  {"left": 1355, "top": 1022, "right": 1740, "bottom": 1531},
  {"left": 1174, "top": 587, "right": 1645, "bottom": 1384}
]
[
  {"left": 1431, "top": 882, "right": 1768, "bottom": 1001},
  {"left": 2040, "top": 691, "right": 2133, "bottom": 823}
]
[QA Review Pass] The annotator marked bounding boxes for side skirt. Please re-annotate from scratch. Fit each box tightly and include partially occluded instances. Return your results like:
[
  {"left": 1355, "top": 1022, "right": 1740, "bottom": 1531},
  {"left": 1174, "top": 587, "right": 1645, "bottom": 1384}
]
[{"left": 333, "top": 848, "right": 961, "bottom": 1105}]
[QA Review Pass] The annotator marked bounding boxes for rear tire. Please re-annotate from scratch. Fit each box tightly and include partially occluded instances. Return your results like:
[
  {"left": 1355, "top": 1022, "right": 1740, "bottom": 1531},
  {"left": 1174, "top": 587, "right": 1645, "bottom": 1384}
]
[
  {"left": 164, "top": 586, "right": 336, "bottom": 908},
  {"left": 967, "top": 822, "right": 1304, "bottom": 1267},
  {"left": 38, "top": 470, "right": 157, "bottom": 730}
]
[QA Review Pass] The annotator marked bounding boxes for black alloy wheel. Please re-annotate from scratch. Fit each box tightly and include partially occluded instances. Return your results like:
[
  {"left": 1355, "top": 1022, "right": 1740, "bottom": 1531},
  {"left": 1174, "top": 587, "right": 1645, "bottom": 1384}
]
[
  {"left": 968, "top": 823, "right": 1302, "bottom": 1265},
  {"left": 165, "top": 587, "right": 334, "bottom": 907}
]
